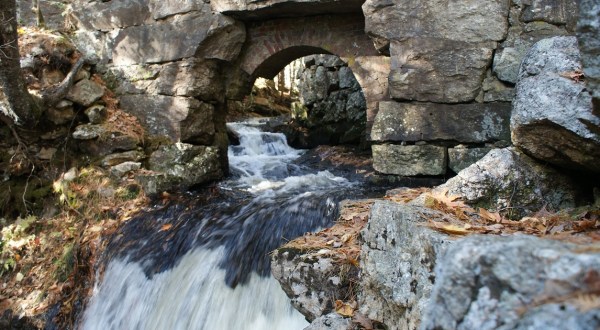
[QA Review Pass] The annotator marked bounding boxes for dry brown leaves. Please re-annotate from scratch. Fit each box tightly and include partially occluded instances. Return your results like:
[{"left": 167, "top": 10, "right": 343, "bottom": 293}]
[
  {"left": 0, "top": 168, "right": 149, "bottom": 327},
  {"left": 419, "top": 189, "right": 600, "bottom": 244},
  {"left": 90, "top": 74, "right": 146, "bottom": 144}
]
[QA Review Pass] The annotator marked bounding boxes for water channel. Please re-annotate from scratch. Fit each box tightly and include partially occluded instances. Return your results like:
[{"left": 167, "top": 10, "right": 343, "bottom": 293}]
[{"left": 81, "top": 119, "right": 382, "bottom": 330}]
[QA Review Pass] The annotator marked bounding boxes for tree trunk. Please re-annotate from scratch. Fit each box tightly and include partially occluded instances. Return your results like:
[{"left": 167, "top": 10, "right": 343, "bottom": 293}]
[{"left": 0, "top": 0, "right": 40, "bottom": 126}]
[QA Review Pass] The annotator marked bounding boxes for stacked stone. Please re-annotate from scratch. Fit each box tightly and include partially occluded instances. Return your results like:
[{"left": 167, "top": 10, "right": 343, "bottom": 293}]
[
  {"left": 295, "top": 54, "right": 367, "bottom": 146},
  {"left": 71, "top": 0, "right": 246, "bottom": 192},
  {"left": 365, "top": 0, "right": 580, "bottom": 176}
]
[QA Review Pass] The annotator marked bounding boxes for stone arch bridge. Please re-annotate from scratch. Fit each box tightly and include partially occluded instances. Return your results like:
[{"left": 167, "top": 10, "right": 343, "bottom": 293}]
[{"left": 71, "top": 0, "right": 577, "bottom": 181}]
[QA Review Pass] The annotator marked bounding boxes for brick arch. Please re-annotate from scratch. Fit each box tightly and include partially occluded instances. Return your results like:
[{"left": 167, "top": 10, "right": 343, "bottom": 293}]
[
  {"left": 236, "top": 14, "right": 390, "bottom": 130},
  {"left": 239, "top": 14, "right": 379, "bottom": 79}
]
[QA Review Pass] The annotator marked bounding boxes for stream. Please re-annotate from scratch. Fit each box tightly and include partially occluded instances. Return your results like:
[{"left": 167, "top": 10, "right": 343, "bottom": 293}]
[{"left": 80, "top": 119, "right": 383, "bottom": 330}]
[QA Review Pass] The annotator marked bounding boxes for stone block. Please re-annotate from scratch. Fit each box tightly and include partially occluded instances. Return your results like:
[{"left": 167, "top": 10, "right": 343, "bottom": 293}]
[
  {"left": 74, "top": 0, "right": 150, "bottom": 32},
  {"left": 110, "top": 162, "right": 141, "bottom": 178},
  {"left": 212, "top": 0, "right": 364, "bottom": 19},
  {"left": 180, "top": 102, "right": 215, "bottom": 145},
  {"left": 112, "top": 12, "right": 213, "bottom": 65},
  {"left": 372, "top": 144, "right": 447, "bottom": 176},
  {"left": 389, "top": 39, "right": 494, "bottom": 103},
  {"left": 194, "top": 16, "right": 246, "bottom": 62},
  {"left": 482, "top": 76, "right": 515, "bottom": 102},
  {"left": 149, "top": 0, "right": 205, "bottom": 20},
  {"left": 101, "top": 150, "right": 146, "bottom": 167},
  {"left": 120, "top": 95, "right": 212, "bottom": 141},
  {"left": 370, "top": 102, "right": 511, "bottom": 144},
  {"left": 521, "top": 0, "right": 579, "bottom": 30},
  {"left": 46, "top": 107, "right": 75, "bottom": 126},
  {"left": 448, "top": 147, "right": 491, "bottom": 173},
  {"left": 147, "top": 59, "right": 224, "bottom": 101},
  {"left": 85, "top": 105, "right": 108, "bottom": 124},
  {"left": 363, "top": 0, "right": 509, "bottom": 46}
]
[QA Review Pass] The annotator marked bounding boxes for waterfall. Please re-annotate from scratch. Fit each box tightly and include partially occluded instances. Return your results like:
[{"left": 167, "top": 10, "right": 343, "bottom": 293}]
[{"left": 81, "top": 120, "right": 361, "bottom": 330}]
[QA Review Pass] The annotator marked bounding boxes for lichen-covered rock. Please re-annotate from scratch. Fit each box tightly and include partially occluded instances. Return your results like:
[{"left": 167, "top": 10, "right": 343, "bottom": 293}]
[
  {"left": 372, "top": 144, "right": 447, "bottom": 176},
  {"left": 359, "top": 201, "right": 454, "bottom": 330},
  {"left": 142, "top": 143, "right": 223, "bottom": 194},
  {"left": 72, "top": 124, "right": 106, "bottom": 140},
  {"left": 434, "top": 147, "right": 579, "bottom": 218},
  {"left": 66, "top": 79, "right": 105, "bottom": 107},
  {"left": 271, "top": 248, "right": 355, "bottom": 321},
  {"left": 304, "top": 313, "right": 353, "bottom": 330},
  {"left": 421, "top": 235, "right": 600, "bottom": 330},
  {"left": 577, "top": 0, "right": 600, "bottom": 102},
  {"left": 85, "top": 105, "right": 108, "bottom": 124},
  {"left": 512, "top": 36, "right": 600, "bottom": 172},
  {"left": 110, "top": 161, "right": 141, "bottom": 178}
]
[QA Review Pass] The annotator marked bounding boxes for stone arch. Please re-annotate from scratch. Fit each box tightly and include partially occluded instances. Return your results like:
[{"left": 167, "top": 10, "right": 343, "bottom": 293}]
[{"left": 233, "top": 14, "right": 390, "bottom": 131}]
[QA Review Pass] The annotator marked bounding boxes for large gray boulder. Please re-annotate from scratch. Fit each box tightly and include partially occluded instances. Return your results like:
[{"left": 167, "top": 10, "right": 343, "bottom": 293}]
[
  {"left": 511, "top": 36, "right": 600, "bottom": 173},
  {"left": 359, "top": 201, "right": 454, "bottom": 330},
  {"left": 421, "top": 235, "right": 600, "bottom": 330},
  {"left": 434, "top": 147, "right": 579, "bottom": 218}
]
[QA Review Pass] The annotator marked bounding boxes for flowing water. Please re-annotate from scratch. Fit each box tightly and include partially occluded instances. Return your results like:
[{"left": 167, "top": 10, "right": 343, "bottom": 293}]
[{"left": 81, "top": 120, "right": 379, "bottom": 330}]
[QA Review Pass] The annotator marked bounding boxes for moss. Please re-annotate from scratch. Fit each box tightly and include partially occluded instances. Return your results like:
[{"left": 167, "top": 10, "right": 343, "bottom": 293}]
[{"left": 53, "top": 243, "right": 74, "bottom": 282}]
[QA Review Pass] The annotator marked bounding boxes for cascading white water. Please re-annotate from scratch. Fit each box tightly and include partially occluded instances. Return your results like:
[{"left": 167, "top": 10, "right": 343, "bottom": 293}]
[{"left": 81, "top": 120, "right": 358, "bottom": 330}]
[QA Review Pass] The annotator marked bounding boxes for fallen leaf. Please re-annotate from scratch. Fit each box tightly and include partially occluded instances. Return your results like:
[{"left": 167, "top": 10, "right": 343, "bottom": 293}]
[
  {"left": 426, "top": 223, "right": 471, "bottom": 236},
  {"left": 352, "top": 312, "right": 374, "bottom": 330},
  {"left": 479, "top": 208, "right": 502, "bottom": 223},
  {"left": 335, "top": 300, "right": 355, "bottom": 317}
]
